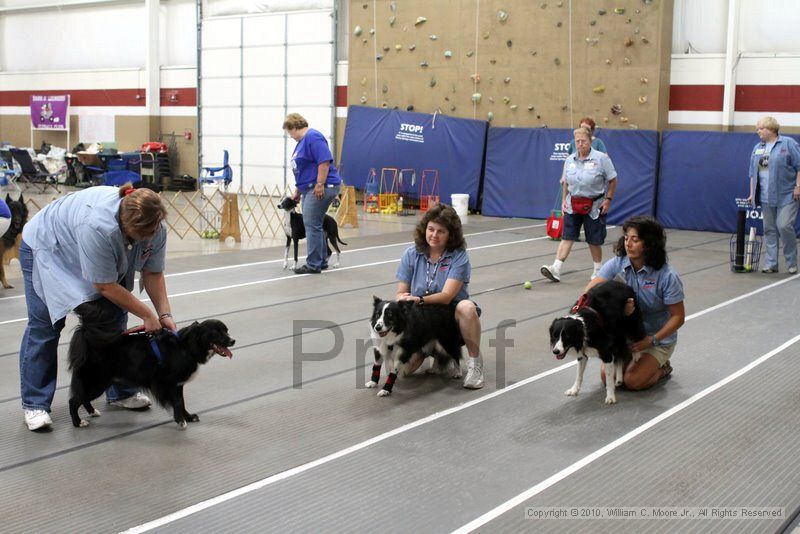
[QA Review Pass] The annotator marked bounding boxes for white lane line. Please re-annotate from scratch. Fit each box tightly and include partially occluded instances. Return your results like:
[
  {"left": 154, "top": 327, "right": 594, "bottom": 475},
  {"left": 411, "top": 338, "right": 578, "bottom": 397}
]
[
  {"left": 451, "top": 332, "right": 800, "bottom": 533},
  {"left": 0, "top": 223, "right": 545, "bottom": 301},
  {"left": 0, "top": 235, "right": 551, "bottom": 325},
  {"left": 120, "top": 276, "right": 797, "bottom": 533},
  {"left": 120, "top": 362, "right": 576, "bottom": 534}
]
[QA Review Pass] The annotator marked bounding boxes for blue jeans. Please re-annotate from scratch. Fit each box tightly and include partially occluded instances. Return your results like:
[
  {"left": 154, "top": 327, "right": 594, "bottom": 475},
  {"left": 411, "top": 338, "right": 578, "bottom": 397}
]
[
  {"left": 301, "top": 184, "right": 341, "bottom": 269},
  {"left": 761, "top": 202, "right": 799, "bottom": 270},
  {"left": 19, "top": 241, "right": 137, "bottom": 412}
]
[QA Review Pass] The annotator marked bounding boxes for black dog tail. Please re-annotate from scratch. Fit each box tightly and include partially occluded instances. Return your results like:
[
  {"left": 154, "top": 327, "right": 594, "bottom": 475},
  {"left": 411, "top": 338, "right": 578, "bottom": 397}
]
[
  {"left": 68, "top": 323, "right": 119, "bottom": 371},
  {"left": 336, "top": 235, "right": 348, "bottom": 246}
]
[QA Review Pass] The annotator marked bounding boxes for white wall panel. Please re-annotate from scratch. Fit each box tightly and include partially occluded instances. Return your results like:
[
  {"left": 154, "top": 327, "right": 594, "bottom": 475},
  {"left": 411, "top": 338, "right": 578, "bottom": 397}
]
[
  {"left": 243, "top": 16, "right": 285, "bottom": 45},
  {"left": 739, "top": 0, "right": 800, "bottom": 53},
  {"left": 243, "top": 108, "right": 286, "bottom": 135},
  {"left": 243, "top": 137, "right": 285, "bottom": 166},
  {"left": 243, "top": 78, "right": 285, "bottom": 106},
  {"left": 202, "top": 108, "right": 241, "bottom": 135},
  {"left": 243, "top": 47, "right": 285, "bottom": 76},
  {"left": 0, "top": 4, "right": 145, "bottom": 70},
  {"left": 287, "top": 45, "right": 332, "bottom": 74},
  {"left": 241, "top": 165, "right": 284, "bottom": 191},
  {"left": 202, "top": 49, "right": 242, "bottom": 76},
  {"left": 201, "top": 79, "right": 241, "bottom": 106},
  {"left": 672, "top": 0, "right": 727, "bottom": 54},
  {"left": 287, "top": 12, "right": 332, "bottom": 43},
  {"left": 202, "top": 136, "right": 241, "bottom": 166},
  {"left": 286, "top": 76, "right": 332, "bottom": 106},
  {"left": 202, "top": 18, "right": 241, "bottom": 48},
  {"left": 162, "top": 0, "right": 198, "bottom": 66}
]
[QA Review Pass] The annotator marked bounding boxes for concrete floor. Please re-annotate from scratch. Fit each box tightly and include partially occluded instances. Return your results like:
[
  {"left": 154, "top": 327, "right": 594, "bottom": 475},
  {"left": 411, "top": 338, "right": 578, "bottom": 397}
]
[{"left": 0, "top": 206, "right": 799, "bottom": 533}]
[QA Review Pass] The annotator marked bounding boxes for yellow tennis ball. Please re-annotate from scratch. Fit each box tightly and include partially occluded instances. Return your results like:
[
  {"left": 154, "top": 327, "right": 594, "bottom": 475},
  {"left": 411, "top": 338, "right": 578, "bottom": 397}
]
[{"left": 524, "top": 281, "right": 532, "bottom": 289}]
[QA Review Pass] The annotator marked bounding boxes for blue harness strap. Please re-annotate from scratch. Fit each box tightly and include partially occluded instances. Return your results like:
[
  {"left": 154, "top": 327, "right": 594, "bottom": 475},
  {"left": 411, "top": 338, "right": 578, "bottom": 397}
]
[
  {"left": 123, "top": 327, "right": 178, "bottom": 366},
  {"left": 148, "top": 329, "right": 179, "bottom": 365}
]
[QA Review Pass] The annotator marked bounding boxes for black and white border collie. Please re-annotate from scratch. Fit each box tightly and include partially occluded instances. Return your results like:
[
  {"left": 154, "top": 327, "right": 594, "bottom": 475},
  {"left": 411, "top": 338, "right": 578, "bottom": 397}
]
[
  {"left": 368, "top": 296, "right": 463, "bottom": 396},
  {"left": 548, "top": 280, "right": 646, "bottom": 405},
  {"left": 277, "top": 196, "right": 347, "bottom": 270}
]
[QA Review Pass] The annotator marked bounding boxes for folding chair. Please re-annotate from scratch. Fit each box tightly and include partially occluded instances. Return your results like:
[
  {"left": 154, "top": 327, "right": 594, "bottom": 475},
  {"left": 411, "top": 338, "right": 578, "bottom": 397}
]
[
  {"left": 9, "top": 148, "right": 61, "bottom": 193},
  {"left": 199, "top": 150, "right": 233, "bottom": 190}
]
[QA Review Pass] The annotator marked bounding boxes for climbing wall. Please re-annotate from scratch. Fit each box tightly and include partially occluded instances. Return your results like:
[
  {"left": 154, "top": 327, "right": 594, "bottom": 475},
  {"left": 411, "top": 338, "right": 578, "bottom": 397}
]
[{"left": 348, "top": 0, "right": 673, "bottom": 130}]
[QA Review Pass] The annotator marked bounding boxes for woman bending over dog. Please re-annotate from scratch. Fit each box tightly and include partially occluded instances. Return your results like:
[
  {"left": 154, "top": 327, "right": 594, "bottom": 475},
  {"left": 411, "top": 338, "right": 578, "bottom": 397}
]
[
  {"left": 395, "top": 204, "right": 484, "bottom": 389},
  {"left": 584, "top": 216, "right": 685, "bottom": 390},
  {"left": 18, "top": 183, "right": 176, "bottom": 431}
]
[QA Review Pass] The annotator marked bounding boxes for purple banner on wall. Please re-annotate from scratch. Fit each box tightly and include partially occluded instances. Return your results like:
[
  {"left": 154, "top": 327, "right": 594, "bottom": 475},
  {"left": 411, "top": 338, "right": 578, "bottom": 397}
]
[{"left": 30, "top": 95, "right": 69, "bottom": 130}]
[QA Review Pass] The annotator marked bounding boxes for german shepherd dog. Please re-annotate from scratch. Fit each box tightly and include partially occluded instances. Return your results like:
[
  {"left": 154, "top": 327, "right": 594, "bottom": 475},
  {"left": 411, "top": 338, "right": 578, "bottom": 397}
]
[
  {"left": 68, "top": 299, "right": 235, "bottom": 429},
  {"left": 1, "top": 194, "right": 27, "bottom": 289}
]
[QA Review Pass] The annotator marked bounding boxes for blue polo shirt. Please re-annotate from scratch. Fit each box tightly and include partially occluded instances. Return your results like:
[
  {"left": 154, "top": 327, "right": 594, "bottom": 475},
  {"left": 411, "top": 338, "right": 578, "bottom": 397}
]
[
  {"left": 597, "top": 256, "right": 684, "bottom": 345},
  {"left": 562, "top": 148, "right": 617, "bottom": 218},
  {"left": 290, "top": 128, "right": 342, "bottom": 190},
  {"left": 22, "top": 186, "right": 167, "bottom": 324},
  {"left": 396, "top": 245, "right": 471, "bottom": 303}
]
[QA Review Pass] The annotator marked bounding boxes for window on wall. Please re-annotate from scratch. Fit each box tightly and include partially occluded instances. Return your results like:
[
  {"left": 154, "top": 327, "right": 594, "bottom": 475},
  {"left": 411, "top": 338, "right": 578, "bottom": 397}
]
[{"left": 200, "top": 9, "right": 335, "bottom": 192}]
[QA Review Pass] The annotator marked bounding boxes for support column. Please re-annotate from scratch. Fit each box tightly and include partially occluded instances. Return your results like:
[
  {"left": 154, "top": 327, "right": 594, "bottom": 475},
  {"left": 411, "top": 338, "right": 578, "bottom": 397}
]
[
  {"left": 145, "top": 0, "right": 161, "bottom": 139},
  {"left": 721, "top": 0, "right": 740, "bottom": 130}
]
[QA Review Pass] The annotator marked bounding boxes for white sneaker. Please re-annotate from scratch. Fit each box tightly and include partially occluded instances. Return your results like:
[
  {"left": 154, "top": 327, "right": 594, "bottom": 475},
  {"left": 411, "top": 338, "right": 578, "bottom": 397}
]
[
  {"left": 789, "top": 266, "right": 798, "bottom": 275},
  {"left": 541, "top": 264, "right": 561, "bottom": 283},
  {"left": 463, "top": 358, "right": 485, "bottom": 389},
  {"left": 24, "top": 409, "right": 52, "bottom": 431},
  {"left": 110, "top": 392, "right": 152, "bottom": 410}
]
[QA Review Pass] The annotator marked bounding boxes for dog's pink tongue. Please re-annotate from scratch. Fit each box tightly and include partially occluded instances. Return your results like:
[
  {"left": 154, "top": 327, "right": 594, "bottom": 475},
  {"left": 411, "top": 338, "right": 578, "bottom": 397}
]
[
  {"left": 555, "top": 352, "right": 566, "bottom": 360},
  {"left": 212, "top": 344, "right": 233, "bottom": 359}
]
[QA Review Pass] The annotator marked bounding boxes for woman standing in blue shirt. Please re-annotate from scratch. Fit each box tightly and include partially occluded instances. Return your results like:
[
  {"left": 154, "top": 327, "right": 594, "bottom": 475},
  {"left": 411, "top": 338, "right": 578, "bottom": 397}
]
[
  {"left": 746, "top": 116, "right": 800, "bottom": 274},
  {"left": 395, "top": 204, "right": 484, "bottom": 389},
  {"left": 283, "top": 113, "right": 342, "bottom": 274},
  {"left": 584, "top": 216, "right": 685, "bottom": 390}
]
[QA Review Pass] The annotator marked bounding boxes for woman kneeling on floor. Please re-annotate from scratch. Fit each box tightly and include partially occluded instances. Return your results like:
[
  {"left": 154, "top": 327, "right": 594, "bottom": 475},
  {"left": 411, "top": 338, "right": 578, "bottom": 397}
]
[
  {"left": 395, "top": 204, "right": 484, "bottom": 389},
  {"left": 584, "top": 216, "right": 685, "bottom": 390}
]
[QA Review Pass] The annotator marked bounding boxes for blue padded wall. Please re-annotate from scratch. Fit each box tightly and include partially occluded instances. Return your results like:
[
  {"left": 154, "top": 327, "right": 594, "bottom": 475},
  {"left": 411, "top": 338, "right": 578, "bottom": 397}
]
[
  {"left": 482, "top": 127, "right": 658, "bottom": 224},
  {"left": 339, "top": 106, "right": 487, "bottom": 209}
]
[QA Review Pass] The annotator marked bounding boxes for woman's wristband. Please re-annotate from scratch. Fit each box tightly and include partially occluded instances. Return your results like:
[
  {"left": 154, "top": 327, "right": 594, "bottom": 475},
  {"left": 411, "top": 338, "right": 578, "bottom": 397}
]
[{"left": 159, "top": 313, "right": 173, "bottom": 320}]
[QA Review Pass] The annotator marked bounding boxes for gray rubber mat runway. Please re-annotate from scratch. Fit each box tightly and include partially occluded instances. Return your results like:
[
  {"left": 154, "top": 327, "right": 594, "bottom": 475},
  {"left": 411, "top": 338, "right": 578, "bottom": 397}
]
[{"left": 0, "top": 216, "right": 797, "bottom": 533}]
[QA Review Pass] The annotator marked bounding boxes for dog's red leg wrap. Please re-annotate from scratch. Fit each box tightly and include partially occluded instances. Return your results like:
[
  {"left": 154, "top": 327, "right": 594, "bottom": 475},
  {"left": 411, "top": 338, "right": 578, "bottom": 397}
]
[
  {"left": 382, "top": 372, "right": 398, "bottom": 393},
  {"left": 371, "top": 364, "right": 381, "bottom": 383}
]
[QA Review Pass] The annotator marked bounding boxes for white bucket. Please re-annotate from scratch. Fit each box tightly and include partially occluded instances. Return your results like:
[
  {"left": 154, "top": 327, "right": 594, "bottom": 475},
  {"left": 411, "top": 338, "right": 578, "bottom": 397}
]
[{"left": 451, "top": 193, "right": 469, "bottom": 216}]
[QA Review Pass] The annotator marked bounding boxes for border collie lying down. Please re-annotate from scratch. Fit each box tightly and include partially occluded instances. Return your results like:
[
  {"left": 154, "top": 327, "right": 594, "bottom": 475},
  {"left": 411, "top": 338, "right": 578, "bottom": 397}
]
[
  {"left": 277, "top": 196, "right": 347, "bottom": 270},
  {"left": 68, "top": 299, "right": 235, "bottom": 428},
  {"left": 548, "top": 280, "right": 646, "bottom": 405},
  {"left": 368, "top": 296, "right": 463, "bottom": 396}
]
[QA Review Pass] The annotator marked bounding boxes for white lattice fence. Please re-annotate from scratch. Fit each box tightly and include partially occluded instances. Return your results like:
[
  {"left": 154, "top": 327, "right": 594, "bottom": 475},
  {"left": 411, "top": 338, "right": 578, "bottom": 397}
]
[{"left": 159, "top": 185, "right": 292, "bottom": 240}]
